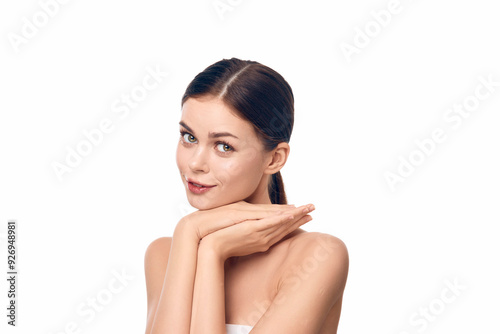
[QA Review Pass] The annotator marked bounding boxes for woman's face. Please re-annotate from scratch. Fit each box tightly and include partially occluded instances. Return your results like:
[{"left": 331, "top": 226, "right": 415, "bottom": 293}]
[{"left": 176, "top": 95, "right": 272, "bottom": 210}]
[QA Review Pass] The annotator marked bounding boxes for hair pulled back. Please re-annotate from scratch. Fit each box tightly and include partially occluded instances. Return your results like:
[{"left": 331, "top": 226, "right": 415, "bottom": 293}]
[{"left": 181, "top": 58, "right": 294, "bottom": 204}]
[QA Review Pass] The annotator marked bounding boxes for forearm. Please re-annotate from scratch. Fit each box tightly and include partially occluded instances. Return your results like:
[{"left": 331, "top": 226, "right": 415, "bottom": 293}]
[
  {"left": 190, "top": 241, "right": 226, "bottom": 334},
  {"left": 150, "top": 221, "right": 200, "bottom": 334}
]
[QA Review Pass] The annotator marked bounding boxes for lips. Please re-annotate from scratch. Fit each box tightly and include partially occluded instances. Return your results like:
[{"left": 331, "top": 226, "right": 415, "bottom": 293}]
[
  {"left": 184, "top": 176, "right": 216, "bottom": 188},
  {"left": 184, "top": 175, "right": 216, "bottom": 194}
]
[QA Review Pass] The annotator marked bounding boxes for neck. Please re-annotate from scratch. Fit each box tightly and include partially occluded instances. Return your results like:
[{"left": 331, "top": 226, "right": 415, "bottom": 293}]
[{"left": 244, "top": 174, "right": 272, "bottom": 205}]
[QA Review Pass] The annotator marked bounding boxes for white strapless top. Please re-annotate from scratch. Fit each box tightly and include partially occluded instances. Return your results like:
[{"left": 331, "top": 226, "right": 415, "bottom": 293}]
[{"left": 226, "top": 323, "right": 253, "bottom": 333}]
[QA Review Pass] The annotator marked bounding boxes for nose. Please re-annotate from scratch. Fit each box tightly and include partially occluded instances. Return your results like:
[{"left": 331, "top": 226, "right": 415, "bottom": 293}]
[{"left": 188, "top": 146, "right": 210, "bottom": 173}]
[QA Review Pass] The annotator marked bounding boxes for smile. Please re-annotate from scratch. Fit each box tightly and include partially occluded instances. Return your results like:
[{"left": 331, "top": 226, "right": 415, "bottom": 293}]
[{"left": 184, "top": 175, "right": 216, "bottom": 194}]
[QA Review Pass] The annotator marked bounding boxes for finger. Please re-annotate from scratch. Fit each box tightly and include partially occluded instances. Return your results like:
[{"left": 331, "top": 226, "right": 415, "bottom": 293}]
[
  {"left": 231, "top": 204, "right": 299, "bottom": 224},
  {"left": 264, "top": 205, "right": 314, "bottom": 235},
  {"left": 267, "top": 214, "right": 313, "bottom": 243},
  {"left": 284, "top": 214, "right": 313, "bottom": 234},
  {"left": 277, "top": 204, "right": 315, "bottom": 220},
  {"left": 270, "top": 204, "right": 313, "bottom": 216},
  {"left": 256, "top": 214, "right": 312, "bottom": 253},
  {"left": 248, "top": 204, "right": 297, "bottom": 212},
  {"left": 251, "top": 205, "right": 313, "bottom": 232},
  {"left": 249, "top": 210, "right": 296, "bottom": 232},
  {"left": 235, "top": 200, "right": 296, "bottom": 209},
  {"left": 224, "top": 203, "right": 311, "bottom": 230}
]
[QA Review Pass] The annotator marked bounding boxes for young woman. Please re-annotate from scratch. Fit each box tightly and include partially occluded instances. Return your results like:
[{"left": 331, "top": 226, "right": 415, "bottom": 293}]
[{"left": 144, "top": 58, "right": 349, "bottom": 334}]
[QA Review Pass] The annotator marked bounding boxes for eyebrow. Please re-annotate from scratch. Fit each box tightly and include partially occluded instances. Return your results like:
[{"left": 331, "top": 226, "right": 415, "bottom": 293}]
[{"left": 179, "top": 121, "right": 239, "bottom": 140}]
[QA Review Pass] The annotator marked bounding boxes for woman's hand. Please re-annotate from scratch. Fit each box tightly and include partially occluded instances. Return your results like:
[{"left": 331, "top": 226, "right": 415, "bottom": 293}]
[
  {"left": 177, "top": 200, "right": 298, "bottom": 242},
  {"left": 199, "top": 204, "right": 315, "bottom": 260}
]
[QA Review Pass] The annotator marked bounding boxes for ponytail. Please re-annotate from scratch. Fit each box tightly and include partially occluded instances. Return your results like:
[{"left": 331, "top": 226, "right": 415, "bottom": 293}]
[{"left": 268, "top": 171, "right": 287, "bottom": 204}]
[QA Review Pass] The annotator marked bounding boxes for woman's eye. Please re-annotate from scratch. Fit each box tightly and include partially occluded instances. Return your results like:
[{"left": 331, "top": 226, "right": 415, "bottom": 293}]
[
  {"left": 181, "top": 131, "right": 232, "bottom": 153},
  {"left": 183, "top": 133, "right": 196, "bottom": 143},
  {"left": 216, "top": 143, "right": 232, "bottom": 153}
]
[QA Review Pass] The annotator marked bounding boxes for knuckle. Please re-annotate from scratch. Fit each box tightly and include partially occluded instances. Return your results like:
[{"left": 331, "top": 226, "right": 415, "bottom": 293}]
[
  {"left": 261, "top": 243, "right": 271, "bottom": 252},
  {"left": 262, "top": 235, "right": 275, "bottom": 248}
]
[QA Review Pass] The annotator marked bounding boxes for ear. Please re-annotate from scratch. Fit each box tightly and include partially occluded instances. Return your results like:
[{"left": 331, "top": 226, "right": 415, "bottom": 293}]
[{"left": 264, "top": 142, "right": 290, "bottom": 175}]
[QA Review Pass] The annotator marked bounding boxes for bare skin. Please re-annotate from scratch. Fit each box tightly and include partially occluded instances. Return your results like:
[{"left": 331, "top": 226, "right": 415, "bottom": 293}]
[
  {"left": 144, "top": 96, "right": 349, "bottom": 333},
  {"left": 145, "top": 223, "right": 348, "bottom": 333},
  {"left": 223, "top": 228, "right": 346, "bottom": 332}
]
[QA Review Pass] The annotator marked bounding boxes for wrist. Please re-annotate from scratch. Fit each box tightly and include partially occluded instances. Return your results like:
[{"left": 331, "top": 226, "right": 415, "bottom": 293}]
[
  {"left": 174, "top": 216, "right": 201, "bottom": 244},
  {"left": 198, "top": 236, "right": 227, "bottom": 263}
]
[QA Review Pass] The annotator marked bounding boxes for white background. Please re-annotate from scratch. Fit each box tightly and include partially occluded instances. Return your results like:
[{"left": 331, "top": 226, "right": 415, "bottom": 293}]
[{"left": 1, "top": 0, "right": 499, "bottom": 333}]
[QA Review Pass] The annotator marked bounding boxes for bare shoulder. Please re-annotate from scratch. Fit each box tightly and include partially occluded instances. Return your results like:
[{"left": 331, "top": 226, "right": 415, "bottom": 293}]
[
  {"left": 145, "top": 236, "right": 172, "bottom": 257},
  {"left": 288, "top": 231, "right": 348, "bottom": 260},
  {"left": 280, "top": 231, "right": 349, "bottom": 286},
  {"left": 144, "top": 237, "right": 172, "bottom": 319},
  {"left": 279, "top": 232, "right": 349, "bottom": 333},
  {"left": 253, "top": 232, "right": 348, "bottom": 333},
  {"left": 144, "top": 236, "right": 172, "bottom": 282}
]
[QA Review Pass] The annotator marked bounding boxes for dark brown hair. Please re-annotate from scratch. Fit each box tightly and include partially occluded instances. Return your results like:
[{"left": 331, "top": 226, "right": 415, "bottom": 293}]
[{"left": 181, "top": 58, "right": 294, "bottom": 204}]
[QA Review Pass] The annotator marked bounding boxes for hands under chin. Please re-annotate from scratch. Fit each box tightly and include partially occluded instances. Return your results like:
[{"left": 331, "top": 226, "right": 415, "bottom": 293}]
[{"left": 197, "top": 204, "right": 315, "bottom": 261}]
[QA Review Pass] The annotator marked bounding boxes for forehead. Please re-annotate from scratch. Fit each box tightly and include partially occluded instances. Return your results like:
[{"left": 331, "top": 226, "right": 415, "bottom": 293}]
[{"left": 180, "top": 96, "right": 256, "bottom": 138}]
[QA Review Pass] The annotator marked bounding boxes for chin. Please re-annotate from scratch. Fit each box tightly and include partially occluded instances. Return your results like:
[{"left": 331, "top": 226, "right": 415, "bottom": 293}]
[
  {"left": 186, "top": 197, "right": 220, "bottom": 211},
  {"left": 186, "top": 195, "right": 244, "bottom": 211}
]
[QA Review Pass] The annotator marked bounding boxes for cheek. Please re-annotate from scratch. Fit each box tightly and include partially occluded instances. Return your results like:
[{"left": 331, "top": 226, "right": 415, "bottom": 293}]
[
  {"left": 219, "top": 147, "right": 263, "bottom": 184},
  {"left": 216, "top": 159, "right": 262, "bottom": 186}
]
